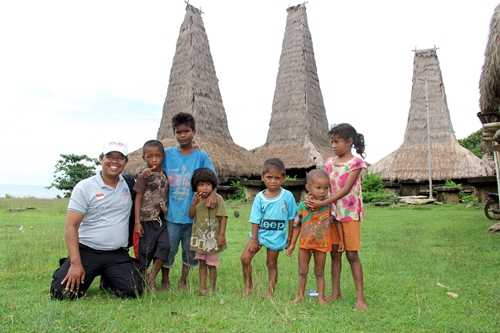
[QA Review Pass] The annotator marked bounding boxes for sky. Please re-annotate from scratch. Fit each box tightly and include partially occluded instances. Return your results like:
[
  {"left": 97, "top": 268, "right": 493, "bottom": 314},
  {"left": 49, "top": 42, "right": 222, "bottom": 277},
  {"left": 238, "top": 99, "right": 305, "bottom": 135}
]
[{"left": 0, "top": 0, "right": 498, "bottom": 186}]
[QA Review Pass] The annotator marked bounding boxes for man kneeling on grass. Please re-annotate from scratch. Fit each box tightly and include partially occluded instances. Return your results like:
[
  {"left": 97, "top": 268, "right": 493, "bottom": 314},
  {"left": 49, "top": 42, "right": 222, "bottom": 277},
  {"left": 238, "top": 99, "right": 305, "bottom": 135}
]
[{"left": 50, "top": 142, "right": 143, "bottom": 300}]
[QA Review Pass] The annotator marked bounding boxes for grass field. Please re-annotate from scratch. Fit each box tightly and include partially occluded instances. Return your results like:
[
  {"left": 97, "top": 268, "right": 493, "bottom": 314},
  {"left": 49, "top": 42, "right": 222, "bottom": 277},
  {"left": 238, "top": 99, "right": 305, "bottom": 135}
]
[{"left": 1, "top": 198, "right": 500, "bottom": 332}]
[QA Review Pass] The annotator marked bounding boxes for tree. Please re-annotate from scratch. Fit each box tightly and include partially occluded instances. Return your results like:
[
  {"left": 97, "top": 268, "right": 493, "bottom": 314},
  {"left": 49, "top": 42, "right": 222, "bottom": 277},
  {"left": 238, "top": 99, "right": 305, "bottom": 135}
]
[
  {"left": 50, "top": 154, "right": 99, "bottom": 197},
  {"left": 458, "top": 129, "right": 483, "bottom": 158}
]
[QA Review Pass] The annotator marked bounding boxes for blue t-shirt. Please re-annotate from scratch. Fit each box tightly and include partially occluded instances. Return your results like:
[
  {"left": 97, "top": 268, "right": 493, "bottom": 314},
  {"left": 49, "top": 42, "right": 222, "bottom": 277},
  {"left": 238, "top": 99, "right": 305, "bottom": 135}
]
[
  {"left": 249, "top": 188, "right": 297, "bottom": 251},
  {"left": 163, "top": 147, "right": 215, "bottom": 224}
]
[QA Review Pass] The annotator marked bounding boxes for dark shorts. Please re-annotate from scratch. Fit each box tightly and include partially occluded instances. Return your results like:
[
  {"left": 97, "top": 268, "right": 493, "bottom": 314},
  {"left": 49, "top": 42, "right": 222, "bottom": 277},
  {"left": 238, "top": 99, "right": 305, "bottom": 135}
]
[
  {"left": 138, "top": 220, "right": 170, "bottom": 272},
  {"left": 50, "top": 244, "right": 143, "bottom": 300}
]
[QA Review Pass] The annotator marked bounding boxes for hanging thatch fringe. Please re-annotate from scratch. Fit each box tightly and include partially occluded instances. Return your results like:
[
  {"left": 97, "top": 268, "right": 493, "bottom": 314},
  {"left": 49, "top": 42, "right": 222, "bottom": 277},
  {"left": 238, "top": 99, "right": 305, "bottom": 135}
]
[
  {"left": 126, "top": 4, "right": 259, "bottom": 180},
  {"left": 370, "top": 49, "right": 492, "bottom": 181},
  {"left": 370, "top": 141, "right": 492, "bottom": 181},
  {"left": 479, "top": 4, "right": 500, "bottom": 115},
  {"left": 126, "top": 137, "right": 257, "bottom": 181},
  {"left": 252, "top": 3, "right": 333, "bottom": 169}
]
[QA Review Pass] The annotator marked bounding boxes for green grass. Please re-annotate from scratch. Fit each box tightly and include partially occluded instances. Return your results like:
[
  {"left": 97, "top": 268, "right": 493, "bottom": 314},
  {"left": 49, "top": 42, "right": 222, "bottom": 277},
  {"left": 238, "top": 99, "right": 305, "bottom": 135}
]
[{"left": 1, "top": 199, "right": 500, "bottom": 332}]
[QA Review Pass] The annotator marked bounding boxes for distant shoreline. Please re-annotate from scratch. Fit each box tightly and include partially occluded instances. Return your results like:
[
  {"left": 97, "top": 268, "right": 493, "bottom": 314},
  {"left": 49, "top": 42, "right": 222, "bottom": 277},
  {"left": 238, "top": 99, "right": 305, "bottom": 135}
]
[{"left": 0, "top": 184, "right": 62, "bottom": 199}]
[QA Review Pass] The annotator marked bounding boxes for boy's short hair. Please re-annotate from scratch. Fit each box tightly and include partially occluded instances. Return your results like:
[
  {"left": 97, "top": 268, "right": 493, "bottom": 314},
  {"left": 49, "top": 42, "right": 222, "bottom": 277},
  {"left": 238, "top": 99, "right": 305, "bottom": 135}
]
[
  {"left": 142, "top": 140, "right": 165, "bottom": 157},
  {"left": 262, "top": 158, "right": 286, "bottom": 175},
  {"left": 191, "top": 168, "right": 218, "bottom": 192},
  {"left": 306, "top": 169, "right": 329, "bottom": 184},
  {"left": 172, "top": 112, "right": 196, "bottom": 132}
]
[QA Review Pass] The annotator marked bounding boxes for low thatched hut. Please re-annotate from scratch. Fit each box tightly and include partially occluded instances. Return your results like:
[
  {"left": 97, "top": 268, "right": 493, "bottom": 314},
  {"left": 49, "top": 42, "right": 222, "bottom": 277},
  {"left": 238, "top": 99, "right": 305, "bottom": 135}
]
[
  {"left": 126, "top": 4, "right": 258, "bottom": 181},
  {"left": 370, "top": 48, "right": 492, "bottom": 183},
  {"left": 252, "top": 4, "right": 333, "bottom": 175},
  {"left": 479, "top": 4, "right": 500, "bottom": 117}
]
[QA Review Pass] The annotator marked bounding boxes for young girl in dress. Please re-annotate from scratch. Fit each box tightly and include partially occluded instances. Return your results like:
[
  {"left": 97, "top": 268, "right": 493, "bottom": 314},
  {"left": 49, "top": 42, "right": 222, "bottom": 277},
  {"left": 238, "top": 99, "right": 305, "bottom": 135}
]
[
  {"left": 189, "top": 168, "right": 227, "bottom": 295},
  {"left": 305, "top": 123, "right": 368, "bottom": 310}
]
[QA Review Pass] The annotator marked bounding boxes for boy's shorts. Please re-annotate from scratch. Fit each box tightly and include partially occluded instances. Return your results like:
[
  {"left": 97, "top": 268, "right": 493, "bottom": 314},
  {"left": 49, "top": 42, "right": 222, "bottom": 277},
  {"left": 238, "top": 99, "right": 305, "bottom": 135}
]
[
  {"left": 247, "top": 232, "right": 285, "bottom": 252},
  {"left": 332, "top": 220, "right": 361, "bottom": 252},
  {"left": 138, "top": 220, "right": 170, "bottom": 272},
  {"left": 195, "top": 252, "right": 219, "bottom": 267}
]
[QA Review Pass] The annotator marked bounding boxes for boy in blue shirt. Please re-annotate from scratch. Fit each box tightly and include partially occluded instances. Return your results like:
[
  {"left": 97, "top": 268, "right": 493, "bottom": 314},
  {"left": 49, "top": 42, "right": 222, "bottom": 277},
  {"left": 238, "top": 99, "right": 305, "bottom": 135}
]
[
  {"left": 162, "top": 112, "right": 216, "bottom": 290},
  {"left": 240, "top": 158, "right": 297, "bottom": 297}
]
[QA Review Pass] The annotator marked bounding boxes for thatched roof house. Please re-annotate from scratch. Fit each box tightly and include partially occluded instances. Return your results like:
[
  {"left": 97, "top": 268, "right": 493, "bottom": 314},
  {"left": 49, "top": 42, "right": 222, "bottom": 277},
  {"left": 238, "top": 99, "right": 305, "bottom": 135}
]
[
  {"left": 479, "top": 4, "right": 500, "bottom": 116},
  {"left": 126, "top": 4, "right": 258, "bottom": 181},
  {"left": 370, "top": 48, "right": 492, "bottom": 181},
  {"left": 252, "top": 4, "right": 333, "bottom": 172}
]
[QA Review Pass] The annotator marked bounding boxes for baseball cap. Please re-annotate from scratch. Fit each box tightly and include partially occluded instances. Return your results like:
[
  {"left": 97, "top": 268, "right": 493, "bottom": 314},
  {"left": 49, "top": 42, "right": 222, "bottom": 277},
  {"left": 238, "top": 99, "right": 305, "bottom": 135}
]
[{"left": 102, "top": 141, "right": 128, "bottom": 156}]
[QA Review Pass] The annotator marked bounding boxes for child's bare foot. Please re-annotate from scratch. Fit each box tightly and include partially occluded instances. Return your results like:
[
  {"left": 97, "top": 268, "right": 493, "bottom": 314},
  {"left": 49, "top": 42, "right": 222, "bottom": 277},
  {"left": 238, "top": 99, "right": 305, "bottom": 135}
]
[
  {"left": 198, "top": 289, "right": 209, "bottom": 296},
  {"left": 146, "top": 274, "right": 156, "bottom": 290},
  {"left": 266, "top": 287, "right": 274, "bottom": 298},
  {"left": 178, "top": 280, "right": 188, "bottom": 290},
  {"left": 158, "top": 281, "right": 170, "bottom": 291},
  {"left": 243, "top": 287, "right": 253, "bottom": 297},
  {"left": 326, "top": 293, "right": 342, "bottom": 302},
  {"left": 354, "top": 299, "right": 368, "bottom": 311},
  {"left": 291, "top": 296, "right": 304, "bottom": 304}
]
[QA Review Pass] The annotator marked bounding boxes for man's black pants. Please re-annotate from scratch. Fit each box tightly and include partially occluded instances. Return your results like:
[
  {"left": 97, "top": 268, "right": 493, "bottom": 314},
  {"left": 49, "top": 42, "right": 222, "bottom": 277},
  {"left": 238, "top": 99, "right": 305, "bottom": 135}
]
[{"left": 50, "top": 244, "right": 144, "bottom": 300}]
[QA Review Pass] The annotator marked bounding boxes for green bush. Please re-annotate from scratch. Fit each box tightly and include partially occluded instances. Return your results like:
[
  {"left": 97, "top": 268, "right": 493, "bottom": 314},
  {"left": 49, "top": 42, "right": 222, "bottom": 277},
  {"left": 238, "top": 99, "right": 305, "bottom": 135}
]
[
  {"left": 229, "top": 180, "right": 246, "bottom": 201},
  {"left": 363, "top": 172, "right": 385, "bottom": 193},
  {"left": 459, "top": 192, "right": 479, "bottom": 206},
  {"left": 443, "top": 179, "right": 462, "bottom": 189},
  {"left": 361, "top": 172, "right": 396, "bottom": 204},
  {"left": 363, "top": 190, "right": 397, "bottom": 204}
]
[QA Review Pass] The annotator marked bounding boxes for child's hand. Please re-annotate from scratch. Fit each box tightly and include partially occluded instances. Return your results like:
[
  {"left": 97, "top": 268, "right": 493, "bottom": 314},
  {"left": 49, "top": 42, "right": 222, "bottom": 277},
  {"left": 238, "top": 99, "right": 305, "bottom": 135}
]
[
  {"left": 192, "top": 192, "right": 203, "bottom": 205},
  {"left": 205, "top": 191, "right": 218, "bottom": 209},
  {"left": 286, "top": 245, "right": 295, "bottom": 257},
  {"left": 248, "top": 238, "right": 260, "bottom": 253},
  {"left": 160, "top": 201, "right": 167, "bottom": 214},
  {"left": 305, "top": 197, "right": 330, "bottom": 210},
  {"left": 337, "top": 242, "right": 345, "bottom": 253},
  {"left": 140, "top": 168, "right": 152, "bottom": 178},
  {"left": 304, "top": 197, "right": 321, "bottom": 210},
  {"left": 217, "top": 234, "right": 226, "bottom": 249},
  {"left": 134, "top": 222, "right": 144, "bottom": 237}
]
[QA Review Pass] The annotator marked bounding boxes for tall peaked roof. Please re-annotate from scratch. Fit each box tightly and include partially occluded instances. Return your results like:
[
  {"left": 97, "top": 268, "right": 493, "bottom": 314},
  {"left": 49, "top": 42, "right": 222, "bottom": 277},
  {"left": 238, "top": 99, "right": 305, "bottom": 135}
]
[
  {"left": 126, "top": 4, "right": 258, "bottom": 180},
  {"left": 479, "top": 4, "right": 500, "bottom": 115},
  {"left": 252, "top": 4, "right": 333, "bottom": 170},
  {"left": 157, "top": 4, "right": 233, "bottom": 142},
  {"left": 403, "top": 48, "right": 455, "bottom": 145},
  {"left": 370, "top": 48, "right": 492, "bottom": 181}
]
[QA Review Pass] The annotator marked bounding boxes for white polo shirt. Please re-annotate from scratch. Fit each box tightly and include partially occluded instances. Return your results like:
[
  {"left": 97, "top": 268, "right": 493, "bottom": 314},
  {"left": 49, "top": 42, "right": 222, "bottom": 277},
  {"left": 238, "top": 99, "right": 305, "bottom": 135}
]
[{"left": 68, "top": 173, "right": 132, "bottom": 251}]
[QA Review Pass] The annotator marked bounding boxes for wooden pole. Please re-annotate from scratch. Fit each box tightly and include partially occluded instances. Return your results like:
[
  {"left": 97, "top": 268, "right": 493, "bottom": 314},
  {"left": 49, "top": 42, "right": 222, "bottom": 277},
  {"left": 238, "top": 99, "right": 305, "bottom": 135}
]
[
  {"left": 494, "top": 151, "right": 500, "bottom": 206},
  {"left": 424, "top": 80, "right": 433, "bottom": 199}
]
